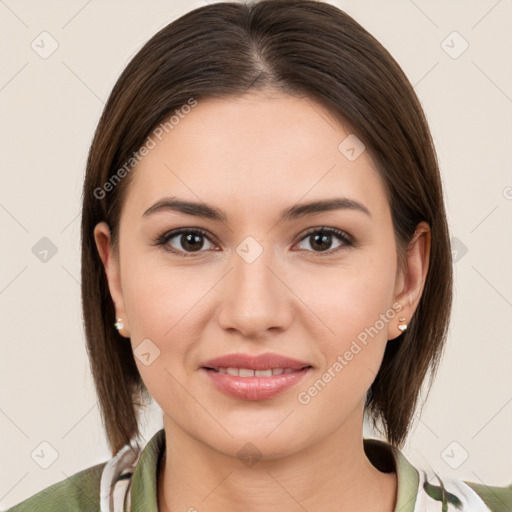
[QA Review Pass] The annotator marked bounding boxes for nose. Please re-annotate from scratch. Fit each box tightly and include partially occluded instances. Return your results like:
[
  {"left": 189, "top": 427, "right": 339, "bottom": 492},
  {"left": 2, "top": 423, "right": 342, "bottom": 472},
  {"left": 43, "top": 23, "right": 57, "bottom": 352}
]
[{"left": 216, "top": 242, "right": 294, "bottom": 339}]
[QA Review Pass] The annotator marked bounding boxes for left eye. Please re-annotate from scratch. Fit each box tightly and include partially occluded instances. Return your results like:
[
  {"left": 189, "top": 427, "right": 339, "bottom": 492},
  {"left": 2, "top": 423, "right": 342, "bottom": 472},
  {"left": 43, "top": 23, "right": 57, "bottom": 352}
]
[{"left": 295, "top": 228, "right": 353, "bottom": 253}]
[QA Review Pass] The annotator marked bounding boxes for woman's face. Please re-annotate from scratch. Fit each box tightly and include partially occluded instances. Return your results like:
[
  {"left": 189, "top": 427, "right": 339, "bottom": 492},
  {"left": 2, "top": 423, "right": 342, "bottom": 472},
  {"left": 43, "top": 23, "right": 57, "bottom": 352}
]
[{"left": 95, "top": 92, "right": 424, "bottom": 460}]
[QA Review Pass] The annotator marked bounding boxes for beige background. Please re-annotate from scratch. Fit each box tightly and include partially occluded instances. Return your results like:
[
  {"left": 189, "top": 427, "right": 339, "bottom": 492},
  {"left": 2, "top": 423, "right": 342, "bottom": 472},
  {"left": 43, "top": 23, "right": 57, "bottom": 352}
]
[{"left": 1, "top": 0, "right": 511, "bottom": 508}]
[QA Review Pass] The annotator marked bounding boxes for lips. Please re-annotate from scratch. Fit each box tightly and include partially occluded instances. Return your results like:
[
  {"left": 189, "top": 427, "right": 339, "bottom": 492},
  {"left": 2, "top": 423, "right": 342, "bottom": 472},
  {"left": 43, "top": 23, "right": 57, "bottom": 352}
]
[
  {"left": 200, "top": 352, "right": 312, "bottom": 401},
  {"left": 200, "top": 352, "right": 311, "bottom": 372}
]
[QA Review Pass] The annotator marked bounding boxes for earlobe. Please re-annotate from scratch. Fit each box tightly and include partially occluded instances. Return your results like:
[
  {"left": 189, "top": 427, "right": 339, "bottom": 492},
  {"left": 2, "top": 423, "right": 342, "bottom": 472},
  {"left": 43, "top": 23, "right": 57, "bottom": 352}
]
[
  {"left": 389, "top": 222, "right": 431, "bottom": 340},
  {"left": 93, "top": 222, "right": 130, "bottom": 337}
]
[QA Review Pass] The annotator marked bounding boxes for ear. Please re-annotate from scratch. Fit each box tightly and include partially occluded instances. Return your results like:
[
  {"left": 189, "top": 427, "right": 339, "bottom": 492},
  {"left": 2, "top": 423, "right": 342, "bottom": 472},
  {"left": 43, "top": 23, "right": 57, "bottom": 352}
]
[
  {"left": 93, "top": 221, "right": 130, "bottom": 337},
  {"left": 388, "top": 221, "right": 431, "bottom": 341}
]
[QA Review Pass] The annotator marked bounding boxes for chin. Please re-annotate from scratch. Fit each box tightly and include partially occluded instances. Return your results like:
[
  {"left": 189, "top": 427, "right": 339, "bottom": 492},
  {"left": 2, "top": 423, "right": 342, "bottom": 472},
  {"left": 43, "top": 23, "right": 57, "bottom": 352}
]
[{"left": 210, "top": 434, "right": 307, "bottom": 465}]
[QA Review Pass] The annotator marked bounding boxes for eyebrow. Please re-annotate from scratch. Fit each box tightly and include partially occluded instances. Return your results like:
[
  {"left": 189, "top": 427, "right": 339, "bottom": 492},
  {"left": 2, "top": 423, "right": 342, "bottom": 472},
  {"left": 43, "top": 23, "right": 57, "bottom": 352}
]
[{"left": 142, "top": 196, "right": 371, "bottom": 222}]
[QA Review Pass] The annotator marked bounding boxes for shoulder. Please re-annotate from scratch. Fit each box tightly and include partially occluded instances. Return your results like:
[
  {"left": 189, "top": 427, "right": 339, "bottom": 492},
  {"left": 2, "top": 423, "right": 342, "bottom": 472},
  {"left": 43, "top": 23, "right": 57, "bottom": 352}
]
[
  {"left": 462, "top": 479, "right": 512, "bottom": 512},
  {"left": 5, "top": 461, "right": 107, "bottom": 512},
  {"left": 365, "top": 438, "right": 512, "bottom": 512},
  {"left": 419, "top": 470, "right": 512, "bottom": 512}
]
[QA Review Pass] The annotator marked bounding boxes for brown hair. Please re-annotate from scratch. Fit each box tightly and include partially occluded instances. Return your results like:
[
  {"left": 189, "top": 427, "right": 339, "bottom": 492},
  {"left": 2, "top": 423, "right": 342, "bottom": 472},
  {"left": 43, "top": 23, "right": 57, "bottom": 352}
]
[{"left": 81, "top": 0, "right": 453, "bottom": 455}]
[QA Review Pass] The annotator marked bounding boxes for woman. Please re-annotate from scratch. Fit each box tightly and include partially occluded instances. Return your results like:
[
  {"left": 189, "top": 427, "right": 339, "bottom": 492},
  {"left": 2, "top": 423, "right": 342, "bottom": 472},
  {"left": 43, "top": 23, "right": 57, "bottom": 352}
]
[{"left": 7, "top": 0, "right": 511, "bottom": 511}]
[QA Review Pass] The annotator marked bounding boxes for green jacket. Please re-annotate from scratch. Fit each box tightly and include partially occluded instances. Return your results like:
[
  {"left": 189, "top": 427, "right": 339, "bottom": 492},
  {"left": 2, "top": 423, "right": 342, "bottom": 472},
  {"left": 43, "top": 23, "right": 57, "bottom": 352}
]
[{"left": 6, "top": 429, "right": 512, "bottom": 511}]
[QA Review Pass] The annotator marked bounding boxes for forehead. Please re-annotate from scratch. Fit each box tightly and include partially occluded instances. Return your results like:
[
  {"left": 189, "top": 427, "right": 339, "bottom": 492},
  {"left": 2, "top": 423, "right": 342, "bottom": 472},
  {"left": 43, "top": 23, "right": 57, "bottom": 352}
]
[{"left": 123, "top": 93, "right": 390, "bottom": 222}]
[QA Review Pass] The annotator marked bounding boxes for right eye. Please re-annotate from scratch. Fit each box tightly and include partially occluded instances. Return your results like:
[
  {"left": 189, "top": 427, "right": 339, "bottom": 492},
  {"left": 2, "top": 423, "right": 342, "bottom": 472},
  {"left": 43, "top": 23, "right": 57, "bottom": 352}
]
[{"left": 155, "top": 228, "right": 218, "bottom": 257}]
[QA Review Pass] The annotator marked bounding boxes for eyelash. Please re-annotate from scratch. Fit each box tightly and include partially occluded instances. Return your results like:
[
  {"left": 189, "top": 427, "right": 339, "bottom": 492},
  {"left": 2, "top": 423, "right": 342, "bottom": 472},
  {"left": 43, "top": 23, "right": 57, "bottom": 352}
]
[{"left": 153, "top": 226, "right": 355, "bottom": 258}]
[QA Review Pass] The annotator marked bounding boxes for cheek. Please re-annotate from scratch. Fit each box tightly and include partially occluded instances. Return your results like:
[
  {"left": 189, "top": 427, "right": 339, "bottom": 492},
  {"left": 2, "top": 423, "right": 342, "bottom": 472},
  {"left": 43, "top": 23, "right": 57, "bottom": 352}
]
[
  {"left": 301, "top": 248, "right": 397, "bottom": 342},
  {"left": 121, "top": 253, "right": 203, "bottom": 340},
  {"left": 121, "top": 256, "right": 211, "bottom": 391},
  {"left": 121, "top": 261, "right": 205, "bottom": 406},
  {"left": 298, "top": 249, "right": 397, "bottom": 396}
]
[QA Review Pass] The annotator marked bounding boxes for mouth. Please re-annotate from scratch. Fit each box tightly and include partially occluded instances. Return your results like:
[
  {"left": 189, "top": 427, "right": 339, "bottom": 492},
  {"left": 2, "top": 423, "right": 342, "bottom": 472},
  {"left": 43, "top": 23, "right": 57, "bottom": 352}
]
[
  {"left": 199, "top": 353, "right": 313, "bottom": 401},
  {"left": 203, "top": 366, "right": 311, "bottom": 377}
]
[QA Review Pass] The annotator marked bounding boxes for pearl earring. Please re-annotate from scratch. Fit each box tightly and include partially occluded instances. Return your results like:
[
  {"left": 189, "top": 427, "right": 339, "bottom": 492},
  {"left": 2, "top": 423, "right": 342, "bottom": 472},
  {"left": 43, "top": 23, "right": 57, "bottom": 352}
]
[
  {"left": 397, "top": 317, "right": 408, "bottom": 332},
  {"left": 114, "top": 318, "right": 124, "bottom": 331}
]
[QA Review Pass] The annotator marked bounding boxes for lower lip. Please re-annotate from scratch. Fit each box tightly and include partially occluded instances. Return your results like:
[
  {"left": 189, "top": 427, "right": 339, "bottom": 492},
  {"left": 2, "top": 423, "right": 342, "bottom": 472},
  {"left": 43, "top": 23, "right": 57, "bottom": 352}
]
[{"left": 201, "top": 367, "right": 311, "bottom": 401}]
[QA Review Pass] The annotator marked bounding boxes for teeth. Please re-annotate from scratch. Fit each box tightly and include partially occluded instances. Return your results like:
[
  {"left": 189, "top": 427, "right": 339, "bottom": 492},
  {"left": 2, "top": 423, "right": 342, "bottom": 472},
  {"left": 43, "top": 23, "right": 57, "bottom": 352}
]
[
  {"left": 213, "top": 367, "right": 298, "bottom": 377},
  {"left": 255, "top": 369, "right": 272, "bottom": 377}
]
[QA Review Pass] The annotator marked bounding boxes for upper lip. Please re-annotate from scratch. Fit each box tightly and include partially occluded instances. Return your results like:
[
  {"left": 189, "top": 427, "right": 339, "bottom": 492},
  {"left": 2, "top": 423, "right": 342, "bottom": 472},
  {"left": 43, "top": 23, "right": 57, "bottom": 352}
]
[{"left": 200, "top": 352, "right": 312, "bottom": 371}]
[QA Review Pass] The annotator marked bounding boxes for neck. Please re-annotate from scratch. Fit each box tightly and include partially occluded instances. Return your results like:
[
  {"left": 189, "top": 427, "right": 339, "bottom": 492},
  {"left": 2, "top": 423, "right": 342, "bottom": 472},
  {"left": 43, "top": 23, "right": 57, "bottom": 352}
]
[{"left": 157, "top": 416, "right": 397, "bottom": 512}]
